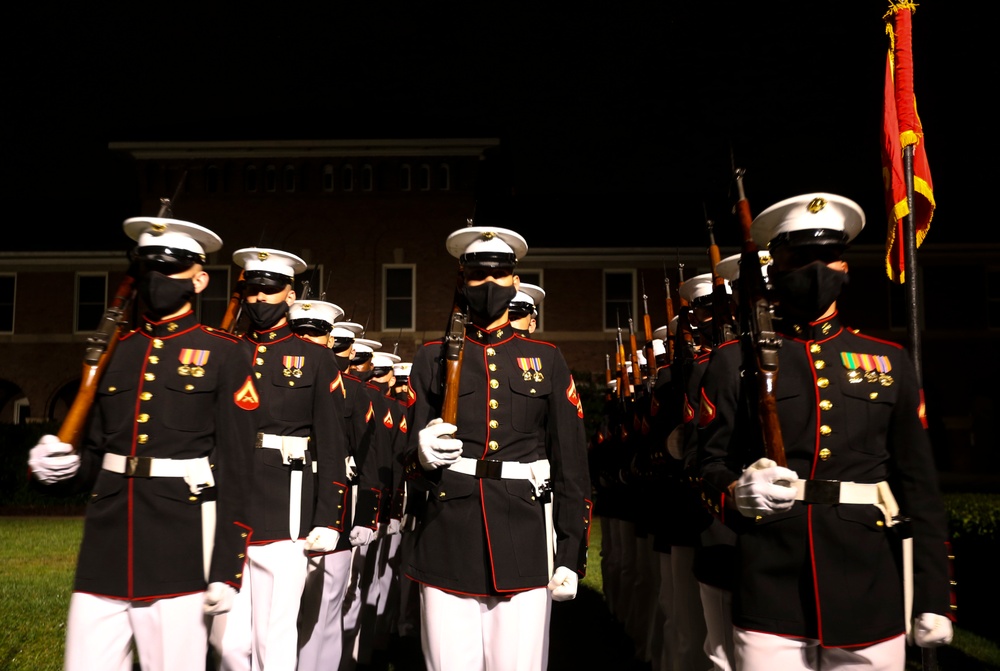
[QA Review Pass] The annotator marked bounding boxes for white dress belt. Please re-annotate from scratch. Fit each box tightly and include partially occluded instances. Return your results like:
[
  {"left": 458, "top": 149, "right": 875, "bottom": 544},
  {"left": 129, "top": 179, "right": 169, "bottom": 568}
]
[
  {"left": 255, "top": 433, "right": 310, "bottom": 541},
  {"left": 790, "top": 479, "right": 882, "bottom": 506},
  {"left": 448, "top": 457, "right": 548, "bottom": 481}
]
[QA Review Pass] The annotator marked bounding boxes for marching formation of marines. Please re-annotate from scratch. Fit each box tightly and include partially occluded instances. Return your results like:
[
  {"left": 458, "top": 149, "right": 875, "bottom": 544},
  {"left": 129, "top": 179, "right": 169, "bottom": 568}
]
[{"left": 27, "top": 190, "right": 955, "bottom": 671}]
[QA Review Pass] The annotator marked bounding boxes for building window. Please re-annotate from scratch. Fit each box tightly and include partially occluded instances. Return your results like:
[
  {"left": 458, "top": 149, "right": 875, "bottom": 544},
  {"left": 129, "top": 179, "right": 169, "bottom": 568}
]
[
  {"left": 418, "top": 164, "right": 431, "bottom": 191},
  {"left": 199, "top": 266, "right": 232, "bottom": 328},
  {"left": 604, "top": 270, "right": 635, "bottom": 331},
  {"left": 0, "top": 274, "right": 14, "bottom": 333},
  {"left": 361, "top": 164, "right": 373, "bottom": 192},
  {"left": 323, "top": 164, "right": 335, "bottom": 192},
  {"left": 265, "top": 165, "right": 277, "bottom": 192},
  {"left": 517, "top": 269, "right": 543, "bottom": 331},
  {"left": 342, "top": 165, "right": 354, "bottom": 192},
  {"left": 76, "top": 273, "right": 108, "bottom": 333},
  {"left": 400, "top": 164, "right": 411, "bottom": 191},
  {"left": 383, "top": 265, "right": 415, "bottom": 331},
  {"left": 244, "top": 165, "right": 258, "bottom": 192},
  {"left": 283, "top": 165, "right": 297, "bottom": 193},
  {"left": 438, "top": 163, "right": 451, "bottom": 191}
]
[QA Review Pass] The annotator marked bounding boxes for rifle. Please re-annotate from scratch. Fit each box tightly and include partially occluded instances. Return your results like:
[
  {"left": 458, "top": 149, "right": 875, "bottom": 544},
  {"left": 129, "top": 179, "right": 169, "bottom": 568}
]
[
  {"left": 627, "top": 312, "right": 643, "bottom": 391},
  {"left": 732, "top": 163, "right": 787, "bottom": 468},
  {"left": 640, "top": 275, "right": 656, "bottom": 387},
  {"left": 57, "top": 181, "right": 187, "bottom": 450},
  {"left": 440, "top": 219, "right": 473, "bottom": 425},
  {"left": 705, "top": 207, "right": 736, "bottom": 346},
  {"left": 604, "top": 353, "right": 613, "bottom": 402},
  {"left": 662, "top": 263, "right": 676, "bottom": 361},
  {"left": 219, "top": 270, "right": 246, "bottom": 333}
]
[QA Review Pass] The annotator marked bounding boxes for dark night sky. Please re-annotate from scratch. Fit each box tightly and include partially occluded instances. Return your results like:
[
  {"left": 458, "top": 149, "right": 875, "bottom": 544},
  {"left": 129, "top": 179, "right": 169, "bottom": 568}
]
[{"left": 2, "top": 3, "right": 987, "bottom": 252}]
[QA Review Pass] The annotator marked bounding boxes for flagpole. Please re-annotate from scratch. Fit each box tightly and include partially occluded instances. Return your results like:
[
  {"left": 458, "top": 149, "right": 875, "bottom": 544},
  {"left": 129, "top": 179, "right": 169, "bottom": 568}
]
[{"left": 901, "top": 144, "right": 922, "bottom": 385}]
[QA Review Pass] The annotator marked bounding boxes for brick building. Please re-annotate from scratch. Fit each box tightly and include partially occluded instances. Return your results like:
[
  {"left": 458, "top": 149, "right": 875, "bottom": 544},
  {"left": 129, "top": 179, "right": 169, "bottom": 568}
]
[{"left": 1, "top": 137, "right": 997, "bottom": 474}]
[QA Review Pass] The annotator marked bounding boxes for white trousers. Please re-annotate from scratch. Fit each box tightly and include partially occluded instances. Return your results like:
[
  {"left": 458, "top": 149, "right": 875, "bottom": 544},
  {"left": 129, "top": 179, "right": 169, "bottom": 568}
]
[
  {"left": 420, "top": 584, "right": 551, "bottom": 671},
  {"left": 668, "top": 545, "right": 711, "bottom": 671},
  {"left": 297, "top": 550, "right": 352, "bottom": 671},
  {"left": 699, "top": 582, "right": 735, "bottom": 671},
  {"left": 211, "top": 540, "right": 309, "bottom": 671},
  {"left": 65, "top": 591, "right": 207, "bottom": 671},
  {"left": 734, "top": 628, "right": 906, "bottom": 671}
]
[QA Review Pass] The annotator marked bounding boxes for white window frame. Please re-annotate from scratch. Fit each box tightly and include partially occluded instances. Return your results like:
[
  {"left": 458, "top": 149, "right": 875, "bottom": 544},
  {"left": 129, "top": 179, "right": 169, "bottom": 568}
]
[{"left": 382, "top": 264, "right": 416, "bottom": 332}]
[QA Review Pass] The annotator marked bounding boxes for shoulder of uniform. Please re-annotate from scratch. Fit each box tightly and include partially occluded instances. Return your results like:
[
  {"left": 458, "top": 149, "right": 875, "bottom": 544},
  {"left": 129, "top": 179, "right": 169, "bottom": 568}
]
[
  {"left": 848, "top": 329, "right": 905, "bottom": 352},
  {"left": 200, "top": 326, "right": 242, "bottom": 343}
]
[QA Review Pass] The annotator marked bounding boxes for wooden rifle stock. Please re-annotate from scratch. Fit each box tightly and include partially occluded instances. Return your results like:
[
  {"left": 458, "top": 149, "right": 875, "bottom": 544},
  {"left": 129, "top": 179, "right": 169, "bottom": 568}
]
[
  {"left": 627, "top": 316, "right": 643, "bottom": 389},
  {"left": 58, "top": 271, "right": 136, "bottom": 451},
  {"left": 441, "top": 308, "right": 466, "bottom": 425},
  {"left": 220, "top": 270, "right": 246, "bottom": 333},
  {"left": 440, "top": 269, "right": 468, "bottom": 426},
  {"left": 604, "top": 353, "right": 613, "bottom": 402},
  {"left": 733, "top": 166, "right": 787, "bottom": 467}
]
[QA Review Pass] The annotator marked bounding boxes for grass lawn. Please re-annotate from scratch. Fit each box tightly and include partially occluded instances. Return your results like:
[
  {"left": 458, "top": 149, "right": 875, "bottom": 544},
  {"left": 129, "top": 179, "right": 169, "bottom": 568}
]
[{"left": 1, "top": 516, "right": 996, "bottom": 671}]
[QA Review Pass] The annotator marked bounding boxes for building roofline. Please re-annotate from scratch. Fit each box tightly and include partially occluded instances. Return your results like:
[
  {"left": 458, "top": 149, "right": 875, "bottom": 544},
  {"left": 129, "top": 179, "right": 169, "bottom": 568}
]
[{"left": 108, "top": 138, "right": 502, "bottom": 160}]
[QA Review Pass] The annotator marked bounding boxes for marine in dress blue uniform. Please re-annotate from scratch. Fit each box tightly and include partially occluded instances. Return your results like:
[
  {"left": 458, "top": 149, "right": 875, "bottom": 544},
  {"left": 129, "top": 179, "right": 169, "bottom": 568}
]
[
  {"left": 211, "top": 248, "right": 350, "bottom": 671},
  {"left": 403, "top": 226, "right": 592, "bottom": 671},
  {"left": 29, "top": 217, "right": 257, "bottom": 671},
  {"left": 697, "top": 193, "right": 953, "bottom": 670}
]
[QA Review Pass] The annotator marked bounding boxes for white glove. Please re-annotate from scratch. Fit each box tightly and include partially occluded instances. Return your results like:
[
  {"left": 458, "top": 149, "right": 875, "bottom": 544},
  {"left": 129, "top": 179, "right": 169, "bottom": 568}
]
[
  {"left": 303, "top": 526, "right": 340, "bottom": 552},
  {"left": 386, "top": 518, "right": 401, "bottom": 536},
  {"left": 734, "top": 457, "right": 799, "bottom": 518},
  {"left": 203, "top": 582, "right": 237, "bottom": 615},
  {"left": 547, "top": 566, "right": 578, "bottom": 602},
  {"left": 349, "top": 525, "right": 377, "bottom": 546},
  {"left": 666, "top": 425, "right": 685, "bottom": 460},
  {"left": 417, "top": 418, "right": 463, "bottom": 470},
  {"left": 28, "top": 435, "right": 80, "bottom": 484},
  {"left": 911, "top": 612, "right": 953, "bottom": 647}
]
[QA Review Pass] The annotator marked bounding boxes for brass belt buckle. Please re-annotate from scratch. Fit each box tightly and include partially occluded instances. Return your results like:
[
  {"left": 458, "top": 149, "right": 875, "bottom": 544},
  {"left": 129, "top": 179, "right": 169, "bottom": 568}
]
[{"left": 125, "top": 456, "right": 152, "bottom": 478}]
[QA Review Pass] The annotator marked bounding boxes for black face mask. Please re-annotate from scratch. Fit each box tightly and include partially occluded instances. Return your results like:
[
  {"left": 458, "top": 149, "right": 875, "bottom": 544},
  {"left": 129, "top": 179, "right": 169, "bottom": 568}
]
[
  {"left": 463, "top": 282, "right": 517, "bottom": 324},
  {"left": 771, "top": 260, "right": 849, "bottom": 321},
  {"left": 245, "top": 300, "right": 288, "bottom": 330},
  {"left": 334, "top": 353, "right": 352, "bottom": 373},
  {"left": 139, "top": 271, "right": 195, "bottom": 317}
]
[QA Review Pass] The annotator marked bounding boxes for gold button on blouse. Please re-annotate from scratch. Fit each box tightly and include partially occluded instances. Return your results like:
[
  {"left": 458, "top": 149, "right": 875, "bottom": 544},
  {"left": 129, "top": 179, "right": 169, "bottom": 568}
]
[
  {"left": 814, "top": 360, "right": 826, "bottom": 370},
  {"left": 819, "top": 399, "right": 832, "bottom": 410},
  {"left": 258, "top": 346, "right": 267, "bottom": 353},
  {"left": 869, "top": 392, "right": 879, "bottom": 400},
  {"left": 486, "top": 347, "right": 496, "bottom": 356},
  {"left": 489, "top": 379, "right": 499, "bottom": 389},
  {"left": 140, "top": 392, "right": 152, "bottom": 401},
  {"left": 137, "top": 414, "right": 150, "bottom": 423},
  {"left": 489, "top": 363, "right": 497, "bottom": 371},
  {"left": 488, "top": 441, "right": 499, "bottom": 451},
  {"left": 138, "top": 434, "right": 149, "bottom": 444},
  {"left": 144, "top": 373, "right": 156, "bottom": 381},
  {"left": 489, "top": 399, "right": 499, "bottom": 409},
  {"left": 819, "top": 425, "right": 832, "bottom": 436},
  {"left": 148, "top": 356, "right": 159, "bottom": 364},
  {"left": 817, "top": 377, "right": 829, "bottom": 388},
  {"left": 819, "top": 448, "right": 831, "bottom": 460},
  {"left": 489, "top": 420, "right": 499, "bottom": 429},
  {"left": 256, "top": 358, "right": 264, "bottom": 365}
]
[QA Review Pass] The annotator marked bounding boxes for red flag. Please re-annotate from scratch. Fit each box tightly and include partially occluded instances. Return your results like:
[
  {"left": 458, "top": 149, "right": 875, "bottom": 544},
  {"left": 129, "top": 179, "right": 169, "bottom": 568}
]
[{"left": 881, "top": 2, "right": 934, "bottom": 284}]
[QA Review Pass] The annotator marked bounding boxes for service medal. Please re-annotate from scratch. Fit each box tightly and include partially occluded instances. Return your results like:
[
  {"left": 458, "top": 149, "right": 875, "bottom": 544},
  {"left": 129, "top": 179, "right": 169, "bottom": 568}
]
[
  {"left": 533, "top": 371, "right": 544, "bottom": 382},
  {"left": 178, "top": 348, "right": 210, "bottom": 378},
  {"left": 879, "top": 373, "right": 893, "bottom": 386},
  {"left": 178, "top": 365, "right": 191, "bottom": 376},
  {"left": 864, "top": 370, "right": 879, "bottom": 383},
  {"left": 523, "top": 370, "right": 533, "bottom": 381},
  {"left": 191, "top": 366, "right": 205, "bottom": 377},
  {"left": 847, "top": 369, "right": 862, "bottom": 383}
]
